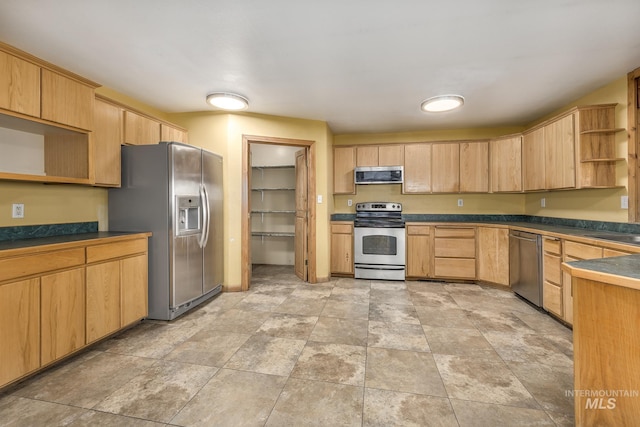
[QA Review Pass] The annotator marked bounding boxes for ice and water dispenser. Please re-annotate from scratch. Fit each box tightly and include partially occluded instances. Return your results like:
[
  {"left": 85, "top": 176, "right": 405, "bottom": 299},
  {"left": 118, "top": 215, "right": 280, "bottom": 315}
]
[{"left": 176, "top": 195, "right": 201, "bottom": 235}]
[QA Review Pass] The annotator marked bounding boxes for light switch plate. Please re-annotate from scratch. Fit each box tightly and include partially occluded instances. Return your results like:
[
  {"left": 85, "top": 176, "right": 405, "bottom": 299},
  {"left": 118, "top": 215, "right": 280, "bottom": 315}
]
[
  {"left": 317, "top": 195, "right": 323, "bottom": 204},
  {"left": 541, "top": 198, "right": 546, "bottom": 208}
]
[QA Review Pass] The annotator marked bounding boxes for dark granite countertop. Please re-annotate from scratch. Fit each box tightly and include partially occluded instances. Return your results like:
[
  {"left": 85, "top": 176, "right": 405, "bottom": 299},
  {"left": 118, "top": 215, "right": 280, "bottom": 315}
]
[
  {"left": 330, "top": 214, "right": 640, "bottom": 247},
  {"left": 566, "top": 255, "right": 640, "bottom": 281},
  {"left": 0, "top": 231, "right": 151, "bottom": 253}
]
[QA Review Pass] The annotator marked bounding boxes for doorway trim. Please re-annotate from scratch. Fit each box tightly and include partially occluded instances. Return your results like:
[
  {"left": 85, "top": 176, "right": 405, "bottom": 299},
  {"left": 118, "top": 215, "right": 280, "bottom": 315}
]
[
  {"left": 241, "top": 135, "right": 317, "bottom": 290},
  {"left": 628, "top": 67, "right": 640, "bottom": 222}
]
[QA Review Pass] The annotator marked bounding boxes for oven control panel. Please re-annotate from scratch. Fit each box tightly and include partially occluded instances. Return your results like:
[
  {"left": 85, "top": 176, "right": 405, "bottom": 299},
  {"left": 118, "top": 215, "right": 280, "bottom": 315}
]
[{"left": 356, "top": 202, "right": 402, "bottom": 212}]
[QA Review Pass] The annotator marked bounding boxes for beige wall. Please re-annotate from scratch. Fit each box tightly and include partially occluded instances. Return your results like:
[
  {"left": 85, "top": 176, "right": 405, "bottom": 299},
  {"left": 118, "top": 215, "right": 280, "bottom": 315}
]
[
  {"left": 332, "top": 76, "right": 630, "bottom": 222},
  {"left": 0, "top": 181, "right": 107, "bottom": 228},
  {"left": 168, "top": 111, "right": 333, "bottom": 290}
]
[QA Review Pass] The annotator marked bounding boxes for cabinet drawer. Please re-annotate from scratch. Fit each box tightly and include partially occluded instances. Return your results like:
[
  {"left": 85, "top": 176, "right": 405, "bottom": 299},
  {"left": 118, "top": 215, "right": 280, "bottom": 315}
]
[
  {"left": 543, "top": 281, "right": 563, "bottom": 317},
  {"left": 434, "top": 227, "right": 475, "bottom": 238},
  {"left": 564, "top": 240, "right": 603, "bottom": 260},
  {"left": 0, "top": 248, "right": 85, "bottom": 283},
  {"left": 86, "top": 238, "right": 148, "bottom": 264},
  {"left": 434, "top": 258, "right": 476, "bottom": 279},
  {"left": 407, "top": 225, "right": 431, "bottom": 235},
  {"left": 434, "top": 238, "right": 475, "bottom": 258},
  {"left": 543, "top": 252, "right": 562, "bottom": 285},
  {"left": 331, "top": 223, "right": 353, "bottom": 234},
  {"left": 543, "top": 238, "right": 561, "bottom": 255}
]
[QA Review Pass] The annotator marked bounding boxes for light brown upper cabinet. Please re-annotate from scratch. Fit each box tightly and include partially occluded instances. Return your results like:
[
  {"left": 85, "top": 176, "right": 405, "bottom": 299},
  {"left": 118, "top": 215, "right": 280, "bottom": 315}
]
[
  {"left": 123, "top": 110, "right": 161, "bottom": 145},
  {"left": 545, "top": 113, "right": 575, "bottom": 189},
  {"left": 490, "top": 135, "right": 522, "bottom": 192},
  {"left": 333, "top": 146, "right": 356, "bottom": 194},
  {"left": 574, "top": 104, "right": 624, "bottom": 189},
  {"left": 93, "top": 97, "right": 122, "bottom": 187},
  {"left": 161, "top": 123, "right": 188, "bottom": 144},
  {"left": 403, "top": 143, "right": 431, "bottom": 193},
  {"left": 41, "top": 69, "right": 95, "bottom": 131},
  {"left": 522, "top": 104, "right": 621, "bottom": 191},
  {"left": 356, "top": 144, "right": 404, "bottom": 166},
  {"left": 460, "top": 141, "right": 489, "bottom": 192},
  {"left": 0, "top": 49, "right": 40, "bottom": 118},
  {"left": 431, "top": 142, "right": 460, "bottom": 193},
  {"left": 523, "top": 127, "right": 545, "bottom": 191}
]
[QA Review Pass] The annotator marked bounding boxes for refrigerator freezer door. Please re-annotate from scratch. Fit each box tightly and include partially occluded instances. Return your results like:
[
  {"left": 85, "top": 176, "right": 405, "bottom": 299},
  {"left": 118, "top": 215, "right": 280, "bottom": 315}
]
[
  {"left": 202, "top": 150, "right": 224, "bottom": 293},
  {"left": 169, "top": 144, "right": 204, "bottom": 308},
  {"left": 173, "top": 234, "right": 205, "bottom": 307}
]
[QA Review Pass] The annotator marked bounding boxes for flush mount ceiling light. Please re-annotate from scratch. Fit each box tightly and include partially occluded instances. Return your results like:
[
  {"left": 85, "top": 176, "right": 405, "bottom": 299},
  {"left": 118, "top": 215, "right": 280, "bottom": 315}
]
[
  {"left": 420, "top": 95, "right": 465, "bottom": 113},
  {"left": 206, "top": 92, "right": 249, "bottom": 111}
]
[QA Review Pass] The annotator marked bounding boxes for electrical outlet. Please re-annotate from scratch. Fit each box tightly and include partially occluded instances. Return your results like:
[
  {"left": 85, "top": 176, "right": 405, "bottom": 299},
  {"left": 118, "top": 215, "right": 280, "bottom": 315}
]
[
  {"left": 457, "top": 199, "right": 463, "bottom": 207},
  {"left": 12, "top": 203, "right": 24, "bottom": 219},
  {"left": 347, "top": 199, "right": 353, "bottom": 207},
  {"left": 621, "top": 195, "right": 629, "bottom": 209},
  {"left": 541, "top": 198, "right": 546, "bottom": 208}
]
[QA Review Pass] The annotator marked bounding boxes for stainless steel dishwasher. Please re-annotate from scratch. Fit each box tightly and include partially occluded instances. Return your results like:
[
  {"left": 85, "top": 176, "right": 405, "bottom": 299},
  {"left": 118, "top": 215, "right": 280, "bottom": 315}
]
[{"left": 509, "top": 230, "right": 543, "bottom": 308}]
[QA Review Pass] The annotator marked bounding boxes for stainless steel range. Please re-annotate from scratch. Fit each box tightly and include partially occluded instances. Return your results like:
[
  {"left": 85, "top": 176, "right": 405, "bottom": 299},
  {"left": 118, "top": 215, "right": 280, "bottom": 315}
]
[{"left": 354, "top": 202, "right": 406, "bottom": 280}]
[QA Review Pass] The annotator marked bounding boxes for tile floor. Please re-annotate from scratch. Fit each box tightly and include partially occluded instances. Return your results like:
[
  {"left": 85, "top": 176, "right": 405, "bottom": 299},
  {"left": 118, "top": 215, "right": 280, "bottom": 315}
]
[{"left": 0, "top": 265, "right": 575, "bottom": 426}]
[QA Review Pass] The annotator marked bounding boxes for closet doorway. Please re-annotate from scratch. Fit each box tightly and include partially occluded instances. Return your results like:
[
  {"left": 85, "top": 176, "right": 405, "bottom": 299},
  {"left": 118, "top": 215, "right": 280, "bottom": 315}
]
[{"left": 241, "top": 135, "right": 316, "bottom": 290}]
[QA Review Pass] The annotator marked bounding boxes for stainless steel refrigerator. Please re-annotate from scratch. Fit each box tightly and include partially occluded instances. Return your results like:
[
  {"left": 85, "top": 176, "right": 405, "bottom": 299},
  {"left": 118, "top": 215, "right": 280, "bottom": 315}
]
[{"left": 109, "top": 142, "right": 223, "bottom": 320}]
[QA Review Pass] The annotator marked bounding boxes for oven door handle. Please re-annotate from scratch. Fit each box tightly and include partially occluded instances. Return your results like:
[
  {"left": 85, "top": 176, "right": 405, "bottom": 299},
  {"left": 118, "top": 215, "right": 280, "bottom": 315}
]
[{"left": 355, "top": 264, "right": 405, "bottom": 270}]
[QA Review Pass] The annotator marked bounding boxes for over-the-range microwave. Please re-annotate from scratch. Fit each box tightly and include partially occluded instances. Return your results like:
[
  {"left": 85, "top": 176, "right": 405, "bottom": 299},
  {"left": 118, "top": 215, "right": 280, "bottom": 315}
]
[{"left": 354, "top": 166, "right": 403, "bottom": 184}]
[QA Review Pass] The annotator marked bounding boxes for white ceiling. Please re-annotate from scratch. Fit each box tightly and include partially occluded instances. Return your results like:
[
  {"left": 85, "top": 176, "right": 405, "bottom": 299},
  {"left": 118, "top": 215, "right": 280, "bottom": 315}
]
[{"left": 1, "top": 1, "right": 639, "bottom": 134}]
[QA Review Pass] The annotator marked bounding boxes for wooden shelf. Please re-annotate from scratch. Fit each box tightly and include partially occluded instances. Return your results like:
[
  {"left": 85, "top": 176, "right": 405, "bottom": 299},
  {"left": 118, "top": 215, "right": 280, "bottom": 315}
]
[
  {"left": 251, "top": 210, "right": 295, "bottom": 214},
  {"left": 252, "top": 232, "right": 295, "bottom": 237},
  {"left": 251, "top": 188, "right": 295, "bottom": 191},
  {"left": 579, "top": 128, "right": 625, "bottom": 135},
  {"left": 252, "top": 165, "right": 294, "bottom": 169},
  {"left": 0, "top": 171, "right": 91, "bottom": 185}
]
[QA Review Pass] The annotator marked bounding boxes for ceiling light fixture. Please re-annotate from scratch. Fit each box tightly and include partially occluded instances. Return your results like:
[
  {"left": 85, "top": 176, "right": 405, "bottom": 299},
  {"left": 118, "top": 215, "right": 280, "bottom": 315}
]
[
  {"left": 420, "top": 95, "right": 464, "bottom": 113},
  {"left": 206, "top": 92, "right": 249, "bottom": 111}
]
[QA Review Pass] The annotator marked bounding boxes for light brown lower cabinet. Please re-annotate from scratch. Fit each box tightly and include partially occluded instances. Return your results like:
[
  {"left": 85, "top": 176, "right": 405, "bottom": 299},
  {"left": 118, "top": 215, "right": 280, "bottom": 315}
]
[
  {"left": 86, "top": 252, "right": 148, "bottom": 344},
  {"left": 0, "top": 234, "right": 149, "bottom": 389},
  {"left": 0, "top": 278, "right": 40, "bottom": 387},
  {"left": 41, "top": 268, "right": 86, "bottom": 366},
  {"left": 542, "top": 237, "right": 563, "bottom": 318},
  {"left": 330, "top": 222, "right": 354, "bottom": 275},
  {"left": 572, "top": 276, "right": 640, "bottom": 426},
  {"left": 433, "top": 227, "right": 476, "bottom": 279},
  {"left": 121, "top": 254, "right": 149, "bottom": 326},
  {"left": 476, "top": 227, "right": 509, "bottom": 286},
  {"left": 406, "top": 224, "right": 431, "bottom": 278},
  {"left": 86, "top": 260, "right": 121, "bottom": 344},
  {"left": 562, "top": 240, "right": 603, "bottom": 325}
]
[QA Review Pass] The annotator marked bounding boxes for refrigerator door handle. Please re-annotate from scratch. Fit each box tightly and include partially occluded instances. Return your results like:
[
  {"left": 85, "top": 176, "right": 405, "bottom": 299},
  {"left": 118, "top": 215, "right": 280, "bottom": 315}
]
[
  {"left": 198, "top": 184, "right": 209, "bottom": 248},
  {"left": 202, "top": 184, "right": 211, "bottom": 248}
]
